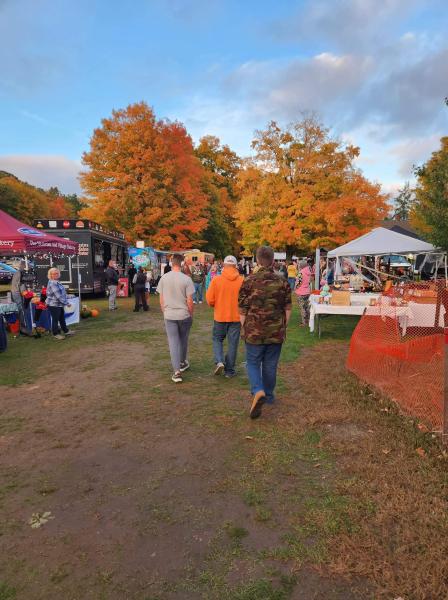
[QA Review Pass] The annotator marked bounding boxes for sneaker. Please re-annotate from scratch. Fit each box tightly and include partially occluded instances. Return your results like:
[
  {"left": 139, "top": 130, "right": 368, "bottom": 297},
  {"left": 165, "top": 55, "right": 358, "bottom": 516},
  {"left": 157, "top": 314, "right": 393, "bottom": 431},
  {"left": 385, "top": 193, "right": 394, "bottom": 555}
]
[
  {"left": 64, "top": 330, "right": 75, "bottom": 336},
  {"left": 214, "top": 362, "right": 225, "bottom": 376},
  {"left": 199, "top": 301, "right": 203, "bottom": 304},
  {"left": 179, "top": 360, "right": 190, "bottom": 372},
  {"left": 225, "top": 372, "right": 237, "bottom": 379},
  {"left": 54, "top": 334, "right": 66, "bottom": 340},
  {"left": 193, "top": 301, "right": 197, "bottom": 304},
  {"left": 171, "top": 372, "right": 183, "bottom": 383},
  {"left": 249, "top": 390, "right": 266, "bottom": 419}
]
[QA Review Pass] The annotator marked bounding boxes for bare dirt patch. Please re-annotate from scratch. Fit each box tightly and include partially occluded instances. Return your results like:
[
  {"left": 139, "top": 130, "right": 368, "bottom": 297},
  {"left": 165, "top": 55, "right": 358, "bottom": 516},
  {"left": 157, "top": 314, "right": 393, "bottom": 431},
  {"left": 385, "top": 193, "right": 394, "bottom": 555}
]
[{"left": 1, "top": 304, "right": 446, "bottom": 599}]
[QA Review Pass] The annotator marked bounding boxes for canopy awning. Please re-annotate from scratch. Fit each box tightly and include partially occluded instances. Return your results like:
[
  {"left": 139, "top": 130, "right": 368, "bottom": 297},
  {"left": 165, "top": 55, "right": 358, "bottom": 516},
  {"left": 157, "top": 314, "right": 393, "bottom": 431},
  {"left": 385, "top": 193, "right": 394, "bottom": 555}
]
[
  {"left": 327, "top": 227, "right": 437, "bottom": 258},
  {"left": 0, "top": 209, "right": 79, "bottom": 256}
]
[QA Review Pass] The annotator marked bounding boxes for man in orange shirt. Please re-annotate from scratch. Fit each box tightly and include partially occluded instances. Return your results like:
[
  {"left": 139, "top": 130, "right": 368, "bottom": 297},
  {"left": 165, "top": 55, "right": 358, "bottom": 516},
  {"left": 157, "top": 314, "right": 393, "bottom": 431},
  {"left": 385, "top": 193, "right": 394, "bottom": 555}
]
[{"left": 206, "top": 255, "right": 244, "bottom": 378}]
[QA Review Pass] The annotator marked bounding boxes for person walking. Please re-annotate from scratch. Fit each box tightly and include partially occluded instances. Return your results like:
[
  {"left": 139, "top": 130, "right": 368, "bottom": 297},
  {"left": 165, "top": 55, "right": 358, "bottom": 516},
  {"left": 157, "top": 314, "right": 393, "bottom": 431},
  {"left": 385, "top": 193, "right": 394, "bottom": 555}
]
[
  {"left": 238, "top": 246, "right": 291, "bottom": 419},
  {"left": 206, "top": 255, "right": 243, "bottom": 378},
  {"left": 156, "top": 254, "right": 195, "bottom": 383},
  {"left": 133, "top": 267, "right": 148, "bottom": 312},
  {"left": 287, "top": 260, "right": 298, "bottom": 291},
  {"left": 127, "top": 263, "right": 136, "bottom": 296},
  {"left": 105, "top": 260, "right": 119, "bottom": 311},
  {"left": 46, "top": 268, "right": 75, "bottom": 340},
  {"left": 191, "top": 263, "right": 205, "bottom": 304},
  {"left": 295, "top": 259, "right": 312, "bottom": 327},
  {"left": 10, "top": 260, "right": 31, "bottom": 335}
]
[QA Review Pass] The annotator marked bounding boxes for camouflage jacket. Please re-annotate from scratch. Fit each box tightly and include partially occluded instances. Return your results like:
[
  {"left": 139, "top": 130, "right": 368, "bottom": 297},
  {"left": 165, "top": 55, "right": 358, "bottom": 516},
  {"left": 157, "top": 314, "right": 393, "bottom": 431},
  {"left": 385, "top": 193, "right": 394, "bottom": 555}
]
[{"left": 238, "top": 267, "right": 292, "bottom": 344}]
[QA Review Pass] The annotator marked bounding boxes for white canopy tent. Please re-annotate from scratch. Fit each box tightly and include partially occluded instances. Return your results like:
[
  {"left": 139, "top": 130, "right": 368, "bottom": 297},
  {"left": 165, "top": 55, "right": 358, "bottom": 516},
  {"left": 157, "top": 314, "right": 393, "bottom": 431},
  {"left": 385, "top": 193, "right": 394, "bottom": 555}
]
[
  {"left": 327, "top": 227, "right": 436, "bottom": 257},
  {"left": 315, "top": 227, "right": 445, "bottom": 288}
]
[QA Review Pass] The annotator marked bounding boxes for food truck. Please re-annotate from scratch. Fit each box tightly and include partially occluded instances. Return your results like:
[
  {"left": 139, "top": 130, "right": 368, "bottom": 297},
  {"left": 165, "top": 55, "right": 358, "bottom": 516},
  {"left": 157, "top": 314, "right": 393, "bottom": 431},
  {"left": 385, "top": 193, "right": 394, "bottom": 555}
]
[
  {"left": 183, "top": 249, "right": 214, "bottom": 266},
  {"left": 33, "top": 219, "right": 128, "bottom": 294}
]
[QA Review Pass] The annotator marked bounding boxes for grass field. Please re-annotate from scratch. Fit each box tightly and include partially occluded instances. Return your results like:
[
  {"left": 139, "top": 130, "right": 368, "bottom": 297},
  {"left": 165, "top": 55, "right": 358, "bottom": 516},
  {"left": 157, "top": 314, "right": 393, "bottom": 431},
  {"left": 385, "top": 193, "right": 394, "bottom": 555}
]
[{"left": 1, "top": 296, "right": 447, "bottom": 599}]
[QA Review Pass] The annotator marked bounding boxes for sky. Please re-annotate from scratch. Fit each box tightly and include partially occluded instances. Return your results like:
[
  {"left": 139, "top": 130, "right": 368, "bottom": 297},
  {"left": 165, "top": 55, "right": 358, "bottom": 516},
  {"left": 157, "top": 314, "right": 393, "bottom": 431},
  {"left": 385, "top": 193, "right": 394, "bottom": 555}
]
[{"left": 0, "top": 0, "right": 447, "bottom": 197}]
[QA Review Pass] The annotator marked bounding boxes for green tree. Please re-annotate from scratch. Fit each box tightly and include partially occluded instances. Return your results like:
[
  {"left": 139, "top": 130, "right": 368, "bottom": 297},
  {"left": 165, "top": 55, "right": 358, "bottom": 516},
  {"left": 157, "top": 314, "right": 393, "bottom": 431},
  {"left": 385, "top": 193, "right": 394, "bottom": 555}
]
[
  {"left": 195, "top": 135, "right": 242, "bottom": 256},
  {"left": 412, "top": 136, "right": 448, "bottom": 248},
  {"left": 393, "top": 182, "right": 414, "bottom": 220}
]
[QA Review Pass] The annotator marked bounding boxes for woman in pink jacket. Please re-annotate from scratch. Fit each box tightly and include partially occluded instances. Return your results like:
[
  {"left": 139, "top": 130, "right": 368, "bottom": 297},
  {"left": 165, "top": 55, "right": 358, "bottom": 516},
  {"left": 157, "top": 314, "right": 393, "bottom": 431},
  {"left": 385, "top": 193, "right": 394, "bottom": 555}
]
[{"left": 295, "top": 260, "right": 312, "bottom": 326}]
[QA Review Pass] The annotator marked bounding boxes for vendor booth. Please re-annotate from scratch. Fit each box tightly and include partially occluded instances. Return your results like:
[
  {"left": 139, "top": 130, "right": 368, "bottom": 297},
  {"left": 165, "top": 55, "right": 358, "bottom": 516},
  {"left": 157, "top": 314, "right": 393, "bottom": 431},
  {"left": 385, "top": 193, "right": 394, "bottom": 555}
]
[
  {"left": 311, "top": 227, "right": 444, "bottom": 337},
  {"left": 0, "top": 209, "right": 79, "bottom": 342}
]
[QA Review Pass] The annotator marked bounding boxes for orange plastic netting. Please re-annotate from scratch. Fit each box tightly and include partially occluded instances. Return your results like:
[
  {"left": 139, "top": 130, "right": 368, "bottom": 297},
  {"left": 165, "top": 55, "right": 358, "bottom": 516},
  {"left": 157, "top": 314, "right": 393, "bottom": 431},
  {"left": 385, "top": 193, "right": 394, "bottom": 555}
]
[{"left": 347, "top": 282, "right": 446, "bottom": 431}]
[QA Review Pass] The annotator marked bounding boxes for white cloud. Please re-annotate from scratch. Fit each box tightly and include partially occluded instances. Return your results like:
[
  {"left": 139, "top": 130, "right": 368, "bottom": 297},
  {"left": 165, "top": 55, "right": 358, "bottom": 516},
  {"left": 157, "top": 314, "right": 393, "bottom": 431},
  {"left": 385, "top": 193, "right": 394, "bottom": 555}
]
[
  {"left": 0, "top": 155, "right": 81, "bottom": 194},
  {"left": 390, "top": 133, "right": 442, "bottom": 177}
]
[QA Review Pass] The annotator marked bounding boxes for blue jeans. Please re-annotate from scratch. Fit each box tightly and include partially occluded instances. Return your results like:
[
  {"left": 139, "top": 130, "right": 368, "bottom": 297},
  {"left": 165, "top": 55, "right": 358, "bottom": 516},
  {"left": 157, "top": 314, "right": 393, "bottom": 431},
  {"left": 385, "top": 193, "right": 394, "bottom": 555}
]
[
  {"left": 213, "top": 321, "right": 241, "bottom": 375},
  {"left": 245, "top": 342, "right": 282, "bottom": 404},
  {"left": 288, "top": 277, "right": 296, "bottom": 290},
  {"left": 193, "top": 282, "right": 203, "bottom": 302}
]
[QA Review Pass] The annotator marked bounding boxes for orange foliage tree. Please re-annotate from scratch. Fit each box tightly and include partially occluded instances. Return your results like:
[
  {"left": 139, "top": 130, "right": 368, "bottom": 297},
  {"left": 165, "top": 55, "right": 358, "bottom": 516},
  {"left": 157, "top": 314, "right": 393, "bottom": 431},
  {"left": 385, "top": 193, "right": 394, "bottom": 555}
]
[
  {"left": 235, "top": 117, "right": 389, "bottom": 254},
  {"left": 0, "top": 172, "right": 72, "bottom": 222},
  {"left": 80, "top": 102, "right": 208, "bottom": 248}
]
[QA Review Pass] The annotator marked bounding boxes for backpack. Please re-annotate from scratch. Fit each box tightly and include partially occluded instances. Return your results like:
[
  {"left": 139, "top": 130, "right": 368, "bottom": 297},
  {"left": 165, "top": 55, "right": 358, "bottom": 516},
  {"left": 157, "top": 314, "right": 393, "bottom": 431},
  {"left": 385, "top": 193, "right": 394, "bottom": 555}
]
[
  {"left": 136, "top": 271, "right": 146, "bottom": 285},
  {"left": 191, "top": 267, "right": 203, "bottom": 283}
]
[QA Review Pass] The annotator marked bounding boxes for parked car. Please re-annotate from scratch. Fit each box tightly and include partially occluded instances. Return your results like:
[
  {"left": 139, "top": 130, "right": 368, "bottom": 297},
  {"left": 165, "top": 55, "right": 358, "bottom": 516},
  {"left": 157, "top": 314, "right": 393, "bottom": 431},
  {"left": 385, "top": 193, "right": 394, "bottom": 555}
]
[{"left": 0, "top": 262, "right": 16, "bottom": 284}]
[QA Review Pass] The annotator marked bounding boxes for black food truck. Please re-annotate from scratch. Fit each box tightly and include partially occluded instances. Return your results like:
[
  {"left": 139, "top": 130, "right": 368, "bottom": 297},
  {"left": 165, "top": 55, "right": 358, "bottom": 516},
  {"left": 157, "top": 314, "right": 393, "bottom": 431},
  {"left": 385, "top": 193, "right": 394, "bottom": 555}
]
[{"left": 33, "top": 219, "right": 128, "bottom": 294}]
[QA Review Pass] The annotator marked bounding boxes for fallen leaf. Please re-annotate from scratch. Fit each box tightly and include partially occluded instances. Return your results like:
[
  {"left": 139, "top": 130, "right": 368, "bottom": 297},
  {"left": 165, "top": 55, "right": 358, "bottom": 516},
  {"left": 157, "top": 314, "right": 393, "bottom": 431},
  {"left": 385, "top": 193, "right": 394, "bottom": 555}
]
[
  {"left": 417, "top": 423, "right": 429, "bottom": 432},
  {"left": 245, "top": 436, "right": 254, "bottom": 441},
  {"left": 415, "top": 447, "right": 426, "bottom": 457},
  {"left": 28, "top": 511, "right": 55, "bottom": 529},
  {"left": 313, "top": 463, "right": 321, "bottom": 468},
  {"left": 382, "top": 449, "right": 391, "bottom": 455}
]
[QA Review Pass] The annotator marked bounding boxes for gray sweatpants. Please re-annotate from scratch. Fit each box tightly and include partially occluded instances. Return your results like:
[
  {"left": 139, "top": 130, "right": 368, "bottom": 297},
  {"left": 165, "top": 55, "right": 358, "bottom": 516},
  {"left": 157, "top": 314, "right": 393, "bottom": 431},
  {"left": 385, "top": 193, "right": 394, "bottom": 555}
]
[
  {"left": 164, "top": 317, "right": 192, "bottom": 373},
  {"left": 108, "top": 285, "right": 117, "bottom": 310}
]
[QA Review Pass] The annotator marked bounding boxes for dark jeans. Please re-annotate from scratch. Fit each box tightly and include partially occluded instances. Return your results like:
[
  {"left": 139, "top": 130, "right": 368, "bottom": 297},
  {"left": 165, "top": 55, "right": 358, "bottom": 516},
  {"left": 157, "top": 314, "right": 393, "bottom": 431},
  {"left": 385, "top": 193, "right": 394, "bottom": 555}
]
[
  {"left": 245, "top": 342, "right": 282, "bottom": 404},
  {"left": 48, "top": 306, "right": 68, "bottom": 336},
  {"left": 134, "top": 285, "right": 148, "bottom": 311},
  {"left": 212, "top": 321, "right": 241, "bottom": 375},
  {"left": 193, "top": 282, "right": 203, "bottom": 302},
  {"left": 288, "top": 277, "right": 296, "bottom": 290}
]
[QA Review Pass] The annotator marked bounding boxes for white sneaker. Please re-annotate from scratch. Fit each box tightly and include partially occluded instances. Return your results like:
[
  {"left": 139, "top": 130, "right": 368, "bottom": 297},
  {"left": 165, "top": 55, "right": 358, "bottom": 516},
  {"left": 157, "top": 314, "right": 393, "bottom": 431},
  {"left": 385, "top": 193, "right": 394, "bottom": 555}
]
[
  {"left": 171, "top": 372, "right": 183, "bottom": 383},
  {"left": 54, "top": 334, "right": 65, "bottom": 340},
  {"left": 65, "top": 330, "right": 75, "bottom": 336},
  {"left": 199, "top": 301, "right": 203, "bottom": 304},
  {"left": 179, "top": 360, "right": 190, "bottom": 372},
  {"left": 214, "top": 362, "right": 225, "bottom": 376}
]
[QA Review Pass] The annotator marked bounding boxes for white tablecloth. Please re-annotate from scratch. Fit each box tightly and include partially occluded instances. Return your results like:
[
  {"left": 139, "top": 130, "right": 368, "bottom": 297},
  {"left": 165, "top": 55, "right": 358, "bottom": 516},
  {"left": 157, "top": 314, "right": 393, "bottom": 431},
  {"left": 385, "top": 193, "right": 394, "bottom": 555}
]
[{"left": 309, "top": 293, "right": 381, "bottom": 333}]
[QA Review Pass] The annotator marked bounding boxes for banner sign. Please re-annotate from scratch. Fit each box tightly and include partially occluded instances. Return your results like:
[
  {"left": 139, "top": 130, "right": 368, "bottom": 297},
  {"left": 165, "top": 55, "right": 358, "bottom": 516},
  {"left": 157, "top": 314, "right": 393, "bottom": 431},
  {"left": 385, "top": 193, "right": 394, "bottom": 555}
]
[
  {"left": 128, "top": 247, "right": 158, "bottom": 269},
  {"left": 117, "top": 278, "right": 129, "bottom": 297}
]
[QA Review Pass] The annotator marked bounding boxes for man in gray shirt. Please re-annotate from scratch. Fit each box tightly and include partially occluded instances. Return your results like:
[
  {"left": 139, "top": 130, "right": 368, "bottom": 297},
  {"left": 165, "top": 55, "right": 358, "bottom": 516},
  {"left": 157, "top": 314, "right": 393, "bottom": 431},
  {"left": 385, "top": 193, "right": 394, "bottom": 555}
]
[{"left": 156, "top": 254, "right": 195, "bottom": 383}]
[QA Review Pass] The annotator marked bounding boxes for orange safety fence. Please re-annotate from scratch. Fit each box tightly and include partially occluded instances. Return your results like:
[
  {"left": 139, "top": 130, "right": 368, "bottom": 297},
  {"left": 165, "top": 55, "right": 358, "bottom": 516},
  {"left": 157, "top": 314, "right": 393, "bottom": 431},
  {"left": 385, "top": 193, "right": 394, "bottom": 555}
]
[{"left": 347, "top": 281, "right": 447, "bottom": 431}]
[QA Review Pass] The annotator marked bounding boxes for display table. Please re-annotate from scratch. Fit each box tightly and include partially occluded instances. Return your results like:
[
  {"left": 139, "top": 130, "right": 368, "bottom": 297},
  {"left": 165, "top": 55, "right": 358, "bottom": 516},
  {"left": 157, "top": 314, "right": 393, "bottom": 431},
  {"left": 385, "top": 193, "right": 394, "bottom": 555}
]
[
  {"left": 30, "top": 296, "right": 80, "bottom": 330},
  {"left": 0, "top": 302, "right": 18, "bottom": 315},
  {"left": 309, "top": 293, "right": 381, "bottom": 335}
]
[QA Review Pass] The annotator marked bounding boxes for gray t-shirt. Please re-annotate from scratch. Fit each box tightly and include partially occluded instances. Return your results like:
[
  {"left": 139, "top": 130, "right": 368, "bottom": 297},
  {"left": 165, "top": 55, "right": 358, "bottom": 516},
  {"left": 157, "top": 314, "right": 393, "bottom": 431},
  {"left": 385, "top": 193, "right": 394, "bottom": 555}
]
[{"left": 156, "top": 270, "right": 195, "bottom": 320}]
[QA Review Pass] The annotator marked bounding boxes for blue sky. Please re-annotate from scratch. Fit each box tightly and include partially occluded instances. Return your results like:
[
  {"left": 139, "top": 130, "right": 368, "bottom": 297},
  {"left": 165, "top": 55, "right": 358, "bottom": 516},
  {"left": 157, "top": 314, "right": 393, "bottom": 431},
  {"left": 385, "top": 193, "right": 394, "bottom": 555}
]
[{"left": 0, "top": 0, "right": 447, "bottom": 197}]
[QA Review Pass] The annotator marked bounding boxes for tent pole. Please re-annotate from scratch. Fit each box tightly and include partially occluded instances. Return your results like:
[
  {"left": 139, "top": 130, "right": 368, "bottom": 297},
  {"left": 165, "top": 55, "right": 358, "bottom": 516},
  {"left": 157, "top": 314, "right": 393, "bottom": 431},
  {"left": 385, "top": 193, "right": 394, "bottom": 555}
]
[
  {"left": 315, "top": 248, "right": 320, "bottom": 290},
  {"left": 444, "top": 254, "right": 447, "bottom": 285}
]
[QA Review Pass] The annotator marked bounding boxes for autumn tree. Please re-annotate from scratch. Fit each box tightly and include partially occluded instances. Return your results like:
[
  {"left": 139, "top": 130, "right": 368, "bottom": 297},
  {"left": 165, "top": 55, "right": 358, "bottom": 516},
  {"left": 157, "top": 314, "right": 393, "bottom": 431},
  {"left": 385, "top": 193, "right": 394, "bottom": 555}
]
[
  {"left": 195, "top": 135, "right": 242, "bottom": 256},
  {"left": 0, "top": 172, "right": 71, "bottom": 221},
  {"left": 412, "top": 136, "right": 448, "bottom": 249},
  {"left": 80, "top": 102, "right": 208, "bottom": 248},
  {"left": 235, "top": 117, "right": 389, "bottom": 255}
]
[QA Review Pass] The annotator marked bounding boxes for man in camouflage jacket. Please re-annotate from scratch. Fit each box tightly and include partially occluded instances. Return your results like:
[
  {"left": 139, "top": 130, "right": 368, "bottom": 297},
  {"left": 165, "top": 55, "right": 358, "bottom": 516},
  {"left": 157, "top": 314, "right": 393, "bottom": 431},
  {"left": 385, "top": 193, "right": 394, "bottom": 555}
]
[{"left": 238, "top": 246, "right": 292, "bottom": 419}]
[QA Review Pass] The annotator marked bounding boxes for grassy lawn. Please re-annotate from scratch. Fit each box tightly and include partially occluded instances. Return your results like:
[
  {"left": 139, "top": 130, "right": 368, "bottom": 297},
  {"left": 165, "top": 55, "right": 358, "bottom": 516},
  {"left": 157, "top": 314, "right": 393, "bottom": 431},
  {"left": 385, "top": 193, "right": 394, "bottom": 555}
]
[{"left": 1, "top": 296, "right": 447, "bottom": 600}]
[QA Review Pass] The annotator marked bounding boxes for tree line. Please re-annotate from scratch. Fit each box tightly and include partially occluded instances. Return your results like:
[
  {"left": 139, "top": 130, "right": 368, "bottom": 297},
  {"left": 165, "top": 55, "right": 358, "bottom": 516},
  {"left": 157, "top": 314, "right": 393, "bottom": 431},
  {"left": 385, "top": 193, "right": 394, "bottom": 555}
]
[{"left": 2, "top": 100, "right": 447, "bottom": 254}]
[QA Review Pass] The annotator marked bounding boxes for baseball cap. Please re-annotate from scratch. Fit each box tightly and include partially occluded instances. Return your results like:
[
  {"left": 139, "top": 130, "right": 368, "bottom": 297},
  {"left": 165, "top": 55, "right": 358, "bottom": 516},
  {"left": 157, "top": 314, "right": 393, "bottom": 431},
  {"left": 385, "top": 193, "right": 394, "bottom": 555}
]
[{"left": 223, "top": 255, "right": 238, "bottom": 266}]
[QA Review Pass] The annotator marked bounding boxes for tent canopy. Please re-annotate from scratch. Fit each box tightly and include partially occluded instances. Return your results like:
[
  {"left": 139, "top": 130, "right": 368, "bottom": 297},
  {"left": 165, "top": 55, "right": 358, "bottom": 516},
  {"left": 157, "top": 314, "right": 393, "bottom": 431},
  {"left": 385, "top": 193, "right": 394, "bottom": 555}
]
[
  {"left": 327, "top": 227, "right": 436, "bottom": 258},
  {"left": 0, "top": 209, "right": 78, "bottom": 256}
]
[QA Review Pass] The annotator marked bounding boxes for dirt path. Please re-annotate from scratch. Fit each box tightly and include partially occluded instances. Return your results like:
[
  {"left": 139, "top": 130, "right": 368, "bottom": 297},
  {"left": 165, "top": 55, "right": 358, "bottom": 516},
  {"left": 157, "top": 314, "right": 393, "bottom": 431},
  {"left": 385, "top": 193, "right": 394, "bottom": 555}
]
[{"left": 1, "top": 298, "right": 447, "bottom": 599}]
